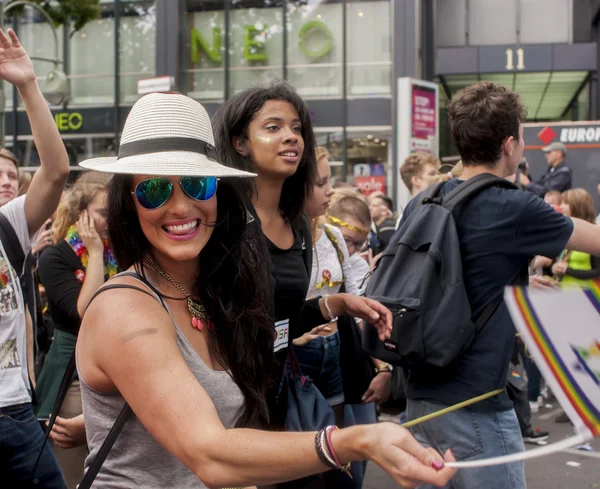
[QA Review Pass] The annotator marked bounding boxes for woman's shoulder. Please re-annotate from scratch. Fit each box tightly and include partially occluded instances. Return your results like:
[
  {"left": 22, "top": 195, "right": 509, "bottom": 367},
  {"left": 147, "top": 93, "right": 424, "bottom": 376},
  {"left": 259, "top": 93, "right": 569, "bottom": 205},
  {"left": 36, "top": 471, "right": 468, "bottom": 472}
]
[{"left": 84, "top": 274, "right": 173, "bottom": 332}]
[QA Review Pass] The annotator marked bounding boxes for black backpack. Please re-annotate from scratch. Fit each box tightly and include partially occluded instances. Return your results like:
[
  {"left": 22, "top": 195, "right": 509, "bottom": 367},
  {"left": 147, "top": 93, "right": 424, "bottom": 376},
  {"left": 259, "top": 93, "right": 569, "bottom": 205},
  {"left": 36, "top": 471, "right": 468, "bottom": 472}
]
[{"left": 363, "top": 174, "right": 517, "bottom": 369}]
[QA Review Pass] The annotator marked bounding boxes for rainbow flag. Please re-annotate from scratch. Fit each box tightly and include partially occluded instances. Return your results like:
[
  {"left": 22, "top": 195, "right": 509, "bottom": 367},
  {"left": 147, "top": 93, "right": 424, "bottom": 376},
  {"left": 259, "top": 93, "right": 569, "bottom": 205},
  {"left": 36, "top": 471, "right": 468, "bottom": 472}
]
[{"left": 505, "top": 279, "right": 600, "bottom": 440}]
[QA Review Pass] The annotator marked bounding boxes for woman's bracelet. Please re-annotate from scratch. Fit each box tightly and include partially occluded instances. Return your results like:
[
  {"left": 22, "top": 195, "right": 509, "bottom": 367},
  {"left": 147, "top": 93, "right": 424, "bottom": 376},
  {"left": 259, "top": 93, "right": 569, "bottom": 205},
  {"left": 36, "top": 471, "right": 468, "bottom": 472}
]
[
  {"left": 323, "top": 296, "right": 338, "bottom": 322},
  {"left": 314, "top": 426, "right": 353, "bottom": 479},
  {"left": 314, "top": 429, "right": 337, "bottom": 470}
]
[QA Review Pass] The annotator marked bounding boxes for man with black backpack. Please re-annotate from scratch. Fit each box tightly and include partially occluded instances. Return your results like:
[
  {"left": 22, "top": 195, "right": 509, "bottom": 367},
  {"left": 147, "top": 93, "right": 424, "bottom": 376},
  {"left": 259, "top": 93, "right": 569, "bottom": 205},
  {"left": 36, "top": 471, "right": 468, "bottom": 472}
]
[
  {"left": 0, "top": 29, "right": 70, "bottom": 488},
  {"left": 364, "top": 81, "right": 600, "bottom": 489}
]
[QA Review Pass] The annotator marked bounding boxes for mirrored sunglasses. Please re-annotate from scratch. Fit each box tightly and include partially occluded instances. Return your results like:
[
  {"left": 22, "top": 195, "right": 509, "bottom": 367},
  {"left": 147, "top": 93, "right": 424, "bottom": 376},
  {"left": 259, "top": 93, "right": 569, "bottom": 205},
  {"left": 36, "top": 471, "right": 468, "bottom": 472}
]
[{"left": 133, "top": 176, "right": 218, "bottom": 210}]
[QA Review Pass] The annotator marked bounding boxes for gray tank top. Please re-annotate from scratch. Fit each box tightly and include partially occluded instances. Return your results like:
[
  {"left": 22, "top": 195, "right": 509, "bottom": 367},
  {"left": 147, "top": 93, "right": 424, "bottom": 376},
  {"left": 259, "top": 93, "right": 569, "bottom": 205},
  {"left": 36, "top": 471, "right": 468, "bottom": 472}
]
[{"left": 78, "top": 273, "right": 245, "bottom": 488}]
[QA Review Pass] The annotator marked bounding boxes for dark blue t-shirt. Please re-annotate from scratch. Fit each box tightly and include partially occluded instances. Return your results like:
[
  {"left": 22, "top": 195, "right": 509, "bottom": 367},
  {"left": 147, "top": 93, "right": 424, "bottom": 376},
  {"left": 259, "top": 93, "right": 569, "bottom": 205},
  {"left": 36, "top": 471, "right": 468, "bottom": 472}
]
[{"left": 401, "top": 179, "right": 574, "bottom": 411}]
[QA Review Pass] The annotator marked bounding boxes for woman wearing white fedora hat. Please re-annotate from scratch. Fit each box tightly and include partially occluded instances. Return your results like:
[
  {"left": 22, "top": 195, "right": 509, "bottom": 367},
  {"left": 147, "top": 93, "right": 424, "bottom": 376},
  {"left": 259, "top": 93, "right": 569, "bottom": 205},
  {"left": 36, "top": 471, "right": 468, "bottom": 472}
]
[{"left": 75, "top": 91, "right": 454, "bottom": 489}]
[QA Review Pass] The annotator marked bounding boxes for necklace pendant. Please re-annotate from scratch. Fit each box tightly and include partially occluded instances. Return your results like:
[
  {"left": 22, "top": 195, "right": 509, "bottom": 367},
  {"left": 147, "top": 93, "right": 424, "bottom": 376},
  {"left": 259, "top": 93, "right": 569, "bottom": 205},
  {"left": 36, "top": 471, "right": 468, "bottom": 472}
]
[{"left": 191, "top": 316, "right": 203, "bottom": 331}]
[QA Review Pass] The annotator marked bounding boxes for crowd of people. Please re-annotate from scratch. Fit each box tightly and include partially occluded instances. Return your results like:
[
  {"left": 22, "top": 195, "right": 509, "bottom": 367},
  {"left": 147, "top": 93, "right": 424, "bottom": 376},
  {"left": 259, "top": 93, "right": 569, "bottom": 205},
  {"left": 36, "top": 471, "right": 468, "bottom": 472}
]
[{"left": 1, "top": 27, "right": 600, "bottom": 489}]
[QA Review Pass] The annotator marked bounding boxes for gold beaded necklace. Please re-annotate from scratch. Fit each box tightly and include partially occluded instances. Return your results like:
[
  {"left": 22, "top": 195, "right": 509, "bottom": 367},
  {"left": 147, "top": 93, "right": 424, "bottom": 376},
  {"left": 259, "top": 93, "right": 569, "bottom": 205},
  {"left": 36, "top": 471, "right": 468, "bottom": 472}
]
[{"left": 145, "top": 255, "right": 212, "bottom": 332}]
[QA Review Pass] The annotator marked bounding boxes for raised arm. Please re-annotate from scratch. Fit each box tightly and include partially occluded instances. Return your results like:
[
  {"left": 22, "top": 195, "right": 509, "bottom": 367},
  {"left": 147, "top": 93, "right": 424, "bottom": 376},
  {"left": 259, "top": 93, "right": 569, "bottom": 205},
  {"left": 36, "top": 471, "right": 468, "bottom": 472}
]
[
  {"left": 78, "top": 285, "right": 453, "bottom": 489},
  {"left": 566, "top": 218, "right": 600, "bottom": 258},
  {"left": 0, "top": 29, "right": 69, "bottom": 236}
]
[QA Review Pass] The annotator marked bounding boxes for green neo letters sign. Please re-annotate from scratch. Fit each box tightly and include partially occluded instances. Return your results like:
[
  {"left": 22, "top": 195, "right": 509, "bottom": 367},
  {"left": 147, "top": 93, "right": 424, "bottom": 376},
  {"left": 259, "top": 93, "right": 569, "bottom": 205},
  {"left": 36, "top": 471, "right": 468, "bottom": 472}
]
[
  {"left": 54, "top": 112, "right": 83, "bottom": 132},
  {"left": 190, "top": 20, "right": 333, "bottom": 64}
]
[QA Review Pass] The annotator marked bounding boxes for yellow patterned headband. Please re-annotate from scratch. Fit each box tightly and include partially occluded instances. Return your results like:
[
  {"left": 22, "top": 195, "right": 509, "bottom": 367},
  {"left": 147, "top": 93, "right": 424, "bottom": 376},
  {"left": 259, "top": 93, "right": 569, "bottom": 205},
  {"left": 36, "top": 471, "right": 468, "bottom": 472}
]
[{"left": 327, "top": 215, "right": 369, "bottom": 236}]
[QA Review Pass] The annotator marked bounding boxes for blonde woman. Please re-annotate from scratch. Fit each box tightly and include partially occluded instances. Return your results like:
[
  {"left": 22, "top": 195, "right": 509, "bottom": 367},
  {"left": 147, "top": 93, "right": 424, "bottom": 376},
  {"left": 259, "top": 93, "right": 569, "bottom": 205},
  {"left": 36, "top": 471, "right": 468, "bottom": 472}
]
[
  {"left": 35, "top": 171, "right": 114, "bottom": 488},
  {"left": 552, "top": 188, "right": 599, "bottom": 287}
]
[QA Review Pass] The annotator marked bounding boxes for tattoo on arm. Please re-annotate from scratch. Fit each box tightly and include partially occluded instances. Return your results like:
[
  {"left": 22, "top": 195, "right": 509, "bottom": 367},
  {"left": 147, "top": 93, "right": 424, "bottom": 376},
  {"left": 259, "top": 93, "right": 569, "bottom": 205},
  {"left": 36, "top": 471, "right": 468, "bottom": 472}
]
[{"left": 122, "top": 328, "right": 158, "bottom": 344}]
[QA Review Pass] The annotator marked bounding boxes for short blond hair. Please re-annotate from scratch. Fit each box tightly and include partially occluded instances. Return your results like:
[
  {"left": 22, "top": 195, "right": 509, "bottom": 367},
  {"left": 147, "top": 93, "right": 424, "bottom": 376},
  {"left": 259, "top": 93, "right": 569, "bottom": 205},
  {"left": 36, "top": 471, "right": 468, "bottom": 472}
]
[{"left": 400, "top": 152, "right": 441, "bottom": 191}]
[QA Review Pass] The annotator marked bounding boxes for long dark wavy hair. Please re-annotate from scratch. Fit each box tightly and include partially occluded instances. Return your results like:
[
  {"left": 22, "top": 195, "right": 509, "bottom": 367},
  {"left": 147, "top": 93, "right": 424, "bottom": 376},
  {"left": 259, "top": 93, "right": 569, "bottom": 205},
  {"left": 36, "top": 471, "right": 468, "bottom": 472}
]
[
  {"left": 211, "top": 80, "right": 317, "bottom": 226},
  {"left": 108, "top": 175, "right": 274, "bottom": 427}
]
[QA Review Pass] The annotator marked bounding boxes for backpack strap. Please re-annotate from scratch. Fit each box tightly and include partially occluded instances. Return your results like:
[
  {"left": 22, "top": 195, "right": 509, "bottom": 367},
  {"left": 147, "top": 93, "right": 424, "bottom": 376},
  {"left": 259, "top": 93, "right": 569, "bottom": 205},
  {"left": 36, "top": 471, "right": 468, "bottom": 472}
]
[
  {"left": 0, "top": 212, "right": 25, "bottom": 275},
  {"left": 30, "top": 282, "right": 160, "bottom": 487},
  {"left": 417, "top": 181, "right": 445, "bottom": 207},
  {"left": 441, "top": 173, "right": 518, "bottom": 212}
]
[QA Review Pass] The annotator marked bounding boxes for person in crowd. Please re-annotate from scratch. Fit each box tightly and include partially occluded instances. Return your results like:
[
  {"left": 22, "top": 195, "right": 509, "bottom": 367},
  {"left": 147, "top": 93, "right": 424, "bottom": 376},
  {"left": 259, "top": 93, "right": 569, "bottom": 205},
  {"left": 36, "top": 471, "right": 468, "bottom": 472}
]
[
  {"left": 366, "top": 191, "right": 396, "bottom": 254},
  {"left": 212, "top": 82, "right": 399, "bottom": 424},
  {"left": 290, "top": 147, "right": 390, "bottom": 488},
  {"left": 328, "top": 192, "right": 373, "bottom": 282},
  {"left": 0, "top": 28, "right": 70, "bottom": 488},
  {"left": 552, "top": 188, "right": 600, "bottom": 289},
  {"left": 326, "top": 193, "right": 394, "bottom": 404},
  {"left": 399, "top": 81, "right": 600, "bottom": 489},
  {"left": 519, "top": 141, "right": 572, "bottom": 197},
  {"left": 35, "top": 171, "right": 114, "bottom": 488},
  {"left": 544, "top": 190, "right": 561, "bottom": 207},
  {"left": 0, "top": 147, "right": 19, "bottom": 207},
  {"left": 400, "top": 152, "right": 441, "bottom": 199},
  {"left": 74, "top": 91, "right": 454, "bottom": 488}
]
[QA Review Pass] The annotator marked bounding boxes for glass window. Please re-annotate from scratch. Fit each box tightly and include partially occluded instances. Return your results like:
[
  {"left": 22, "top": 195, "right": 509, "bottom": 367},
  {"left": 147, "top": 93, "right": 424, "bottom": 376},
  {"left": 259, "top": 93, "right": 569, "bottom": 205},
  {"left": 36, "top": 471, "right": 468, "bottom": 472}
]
[
  {"left": 287, "top": 0, "right": 343, "bottom": 99},
  {"left": 5, "top": 6, "right": 65, "bottom": 110},
  {"left": 16, "top": 136, "right": 117, "bottom": 169},
  {"left": 346, "top": 0, "right": 392, "bottom": 97},
  {"left": 186, "top": 0, "right": 226, "bottom": 102},
  {"left": 315, "top": 130, "right": 344, "bottom": 183},
  {"left": 436, "top": 0, "right": 466, "bottom": 47},
  {"left": 229, "top": 0, "right": 283, "bottom": 94},
  {"left": 317, "top": 129, "right": 391, "bottom": 197},
  {"left": 119, "top": 1, "right": 157, "bottom": 105},
  {"left": 520, "top": 0, "right": 571, "bottom": 44},
  {"left": 468, "top": 0, "right": 517, "bottom": 46},
  {"left": 345, "top": 130, "right": 391, "bottom": 197},
  {"left": 69, "top": 4, "right": 115, "bottom": 106}
]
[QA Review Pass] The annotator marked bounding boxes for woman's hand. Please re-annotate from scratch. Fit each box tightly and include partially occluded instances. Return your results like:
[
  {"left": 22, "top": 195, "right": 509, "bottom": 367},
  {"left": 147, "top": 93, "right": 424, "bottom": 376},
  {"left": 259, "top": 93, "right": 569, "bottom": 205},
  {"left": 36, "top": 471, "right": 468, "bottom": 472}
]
[
  {"left": 345, "top": 423, "right": 455, "bottom": 488},
  {"left": 551, "top": 261, "right": 568, "bottom": 277},
  {"left": 47, "top": 414, "right": 87, "bottom": 449},
  {"left": 361, "top": 371, "right": 391, "bottom": 405},
  {"left": 323, "top": 294, "right": 392, "bottom": 341},
  {"left": 0, "top": 29, "right": 36, "bottom": 89},
  {"left": 292, "top": 324, "right": 332, "bottom": 347},
  {"left": 76, "top": 210, "right": 103, "bottom": 256}
]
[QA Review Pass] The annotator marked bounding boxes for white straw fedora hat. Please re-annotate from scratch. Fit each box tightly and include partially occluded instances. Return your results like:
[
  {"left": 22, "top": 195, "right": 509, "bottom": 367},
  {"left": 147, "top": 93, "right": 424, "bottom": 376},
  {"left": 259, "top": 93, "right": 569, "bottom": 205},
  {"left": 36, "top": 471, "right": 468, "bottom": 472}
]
[{"left": 79, "top": 92, "right": 255, "bottom": 178}]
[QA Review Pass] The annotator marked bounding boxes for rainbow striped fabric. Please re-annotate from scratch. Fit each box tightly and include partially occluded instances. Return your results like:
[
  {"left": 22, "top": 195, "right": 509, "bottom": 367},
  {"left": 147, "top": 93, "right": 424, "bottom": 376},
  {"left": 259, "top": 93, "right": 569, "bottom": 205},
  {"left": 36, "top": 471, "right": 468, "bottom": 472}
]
[{"left": 505, "top": 279, "right": 600, "bottom": 440}]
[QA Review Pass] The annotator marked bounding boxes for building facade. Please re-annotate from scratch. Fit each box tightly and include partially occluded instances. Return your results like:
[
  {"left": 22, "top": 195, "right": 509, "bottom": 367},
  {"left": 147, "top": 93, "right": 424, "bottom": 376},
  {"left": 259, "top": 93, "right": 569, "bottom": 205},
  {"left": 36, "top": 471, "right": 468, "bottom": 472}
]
[{"left": 5, "top": 0, "right": 600, "bottom": 205}]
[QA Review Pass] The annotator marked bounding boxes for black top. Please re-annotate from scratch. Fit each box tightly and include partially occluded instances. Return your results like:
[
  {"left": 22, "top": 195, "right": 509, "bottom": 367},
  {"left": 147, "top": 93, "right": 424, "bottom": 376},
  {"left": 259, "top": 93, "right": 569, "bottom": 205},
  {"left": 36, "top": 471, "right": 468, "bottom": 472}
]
[
  {"left": 261, "top": 220, "right": 328, "bottom": 422},
  {"left": 401, "top": 179, "right": 573, "bottom": 411},
  {"left": 38, "top": 240, "right": 84, "bottom": 336}
]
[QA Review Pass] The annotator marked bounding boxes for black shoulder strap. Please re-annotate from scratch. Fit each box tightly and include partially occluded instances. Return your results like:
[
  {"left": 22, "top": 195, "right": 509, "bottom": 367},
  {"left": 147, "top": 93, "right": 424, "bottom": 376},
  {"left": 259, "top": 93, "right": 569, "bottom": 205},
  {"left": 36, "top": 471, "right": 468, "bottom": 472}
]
[
  {"left": 417, "top": 181, "right": 445, "bottom": 207},
  {"left": 298, "top": 213, "right": 313, "bottom": 275},
  {"left": 0, "top": 212, "right": 25, "bottom": 275},
  {"left": 441, "top": 173, "right": 518, "bottom": 212},
  {"left": 30, "top": 283, "right": 158, "bottom": 487},
  {"left": 78, "top": 403, "right": 133, "bottom": 488}
]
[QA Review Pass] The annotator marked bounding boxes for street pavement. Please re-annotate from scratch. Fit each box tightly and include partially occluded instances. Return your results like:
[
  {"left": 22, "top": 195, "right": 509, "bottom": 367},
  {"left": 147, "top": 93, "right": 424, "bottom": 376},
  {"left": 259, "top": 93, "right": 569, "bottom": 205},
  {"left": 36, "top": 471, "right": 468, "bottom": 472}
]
[{"left": 364, "top": 403, "right": 600, "bottom": 489}]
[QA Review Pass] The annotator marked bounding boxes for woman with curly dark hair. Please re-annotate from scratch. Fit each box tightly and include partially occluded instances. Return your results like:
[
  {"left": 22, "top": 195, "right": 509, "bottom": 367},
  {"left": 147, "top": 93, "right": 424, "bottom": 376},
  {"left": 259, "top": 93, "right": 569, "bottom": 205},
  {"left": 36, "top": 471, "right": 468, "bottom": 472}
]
[
  {"left": 75, "top": 92, "right": 454, "bottom": 488},
  {"left": 211, "top": 83, "right": 399, "bottom": 428}
]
